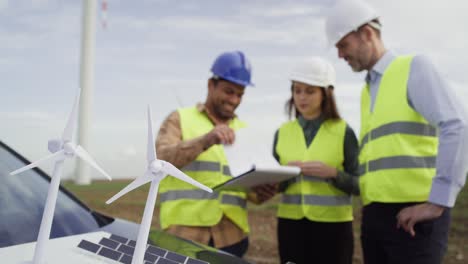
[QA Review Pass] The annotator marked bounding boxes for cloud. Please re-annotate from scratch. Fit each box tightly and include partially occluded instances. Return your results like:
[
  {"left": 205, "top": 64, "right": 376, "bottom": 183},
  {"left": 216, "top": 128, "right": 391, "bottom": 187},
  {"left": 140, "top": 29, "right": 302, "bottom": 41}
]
[
  {"left": 0, "top": 4, "right": 80, "bottom": 55},
  {"left": 0, "top": 0, "right": 7, "bottom": 11},
  {"left": 122, "top": 145, "right": 138, "bottom": 157},
  {"left": 151, "top": 15, "right": 324, "bottom": 46},
  {"left": 31, "top": 0, "right": 55, "bottom": 9},
  {"left": 373, "top": 1, "right": 467, "bottom": 61},
  {"left": 0, "top": 110, "right": 56, "bottom": 122},
  {"left": 241, "top": 2, "right": 325, "bottom": 18},
  {"left": 0, "top": 57, "right": 24, "bottom": 69},
  {"left": 108, "top": 1, "right": 325, "bottom": 47}
]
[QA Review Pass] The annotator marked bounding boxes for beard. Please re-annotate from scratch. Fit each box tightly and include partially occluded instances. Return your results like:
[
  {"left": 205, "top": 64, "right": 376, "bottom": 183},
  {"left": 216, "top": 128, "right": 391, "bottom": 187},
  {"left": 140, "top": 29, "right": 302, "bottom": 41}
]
[
  {"left": 350, "top": 47, "right": 369, "bottom": 72},
  {"left": 348, "top": 37, "right": 373, "bottom": 72},
  {"left": 349, "top": 60, "right": 364, "bottom": 72},
  {"left": 213, "top": 102, "right": 236, "bottom": 120}
]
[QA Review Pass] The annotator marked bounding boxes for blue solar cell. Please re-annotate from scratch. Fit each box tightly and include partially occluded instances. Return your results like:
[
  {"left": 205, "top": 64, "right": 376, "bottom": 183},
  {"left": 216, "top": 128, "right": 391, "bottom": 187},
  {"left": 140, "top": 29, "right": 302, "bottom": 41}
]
[
  {"left": 166, "top": 251, "right": 187, "bottom": 263},
  {"left": 98, "top": 247, "right": 122, "bottom": 261},
  {"left": 77, "top": 240, "right": 100, "bottom": 253},
  {"left": 186, "top": 258, "right": 210, "bottom": 264},
  {"left": 99, "top": 237, "right": 120, "bottom": 249},
  {"left": 156, "top": 257, "right": 179, "bottom": 264},
  {"left": 120, "top": 254, "right": 132, "bottom": 264},
  {"left": 110, "top": 234, "right": 129, "bottom": 244},
  {"left": 147, "top": 245, "right": 167, "bottom": 257},
  {"left": 144, "top": 252, "right": 159, "bottom": 262},
  {"left": 118, "top": 244, "right": 135, "bottom": 256},
  {"left": 127, "top": 240, "right": 137, "bottom": 247}
]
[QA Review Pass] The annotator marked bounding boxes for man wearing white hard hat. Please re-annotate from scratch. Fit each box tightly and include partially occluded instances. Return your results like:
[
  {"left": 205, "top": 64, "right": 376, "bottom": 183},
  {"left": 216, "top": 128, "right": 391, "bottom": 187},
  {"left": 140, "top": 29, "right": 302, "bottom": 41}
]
[
  {"left": 272, "top": 57, "right": 359, "bottom": 264},
  {"left": 325, "top": 0, "right": 468, "bottom": 263}
]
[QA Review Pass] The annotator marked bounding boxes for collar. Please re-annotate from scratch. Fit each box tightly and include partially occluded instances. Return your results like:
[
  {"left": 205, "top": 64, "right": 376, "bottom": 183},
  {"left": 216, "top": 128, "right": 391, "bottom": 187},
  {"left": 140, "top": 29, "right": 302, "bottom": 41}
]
[
  {"left": 298, "top": 114, "right": 324, "bottom": 129},
  {"left": 365, "top": 50, "right": 397, "bottom": 84}
]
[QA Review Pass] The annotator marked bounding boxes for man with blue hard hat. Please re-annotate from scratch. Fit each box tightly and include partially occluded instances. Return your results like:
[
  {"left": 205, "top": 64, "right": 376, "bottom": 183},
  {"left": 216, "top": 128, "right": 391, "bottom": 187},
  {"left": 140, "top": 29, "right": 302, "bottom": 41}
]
[
  {"left": 326, "top": 0, "right": 468, "bottom": 263},
  {"left": 155, "top": 51, "right": 275, "bottom": 257}
]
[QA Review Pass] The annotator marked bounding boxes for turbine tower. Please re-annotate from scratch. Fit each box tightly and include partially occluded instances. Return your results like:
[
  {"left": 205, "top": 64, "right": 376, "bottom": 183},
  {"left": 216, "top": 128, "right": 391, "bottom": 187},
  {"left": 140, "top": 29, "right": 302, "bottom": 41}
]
[
  {"left": 75, "top": 0, "right": 97, "bottom": 185},
  {"left": 106, "top": 106, "right": 213, "bottom": 264}
]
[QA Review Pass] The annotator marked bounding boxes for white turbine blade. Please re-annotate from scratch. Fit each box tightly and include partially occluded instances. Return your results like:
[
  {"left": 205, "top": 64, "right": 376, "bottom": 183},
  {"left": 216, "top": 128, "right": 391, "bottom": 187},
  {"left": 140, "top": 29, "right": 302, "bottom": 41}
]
[
  {"left": 162, "top": 161, "right": 212, "bottom": 193},
  {"left": 74, "top": 145, "right": 112, "bottom": 181},
  {"left": 147, "top": 105, "right": 157, "bottom": 163},
  {"left": 10, "top": 150, "right": 65, "bottom": 175},
  {"left": 62, "top": 89, "right": 81, "bottom": 142},
  {"left": 106, "top": 172, "right": 153, "bottom": 204}
]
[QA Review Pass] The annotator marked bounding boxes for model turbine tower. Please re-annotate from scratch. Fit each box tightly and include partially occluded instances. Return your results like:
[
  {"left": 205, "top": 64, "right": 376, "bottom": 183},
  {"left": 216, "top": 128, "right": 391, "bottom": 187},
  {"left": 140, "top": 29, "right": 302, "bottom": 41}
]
[
  {"left": 9, "top": 89, "right": 112, "bottom": 264},
  {"left": 106, "top": 106, "right": 212, "bottom": 264}
]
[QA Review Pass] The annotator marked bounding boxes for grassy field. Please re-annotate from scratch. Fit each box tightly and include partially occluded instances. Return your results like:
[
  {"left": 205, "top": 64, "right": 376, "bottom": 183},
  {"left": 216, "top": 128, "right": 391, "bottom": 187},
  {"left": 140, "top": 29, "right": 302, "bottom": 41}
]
[{"left": 64, "top": 180, "right": 468, "bottom": 264}]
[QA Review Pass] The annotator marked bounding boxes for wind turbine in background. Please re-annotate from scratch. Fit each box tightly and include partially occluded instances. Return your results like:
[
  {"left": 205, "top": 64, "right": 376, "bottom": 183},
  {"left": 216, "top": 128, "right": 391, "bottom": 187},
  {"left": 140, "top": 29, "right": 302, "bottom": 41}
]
[
  {"left": 75, "top": 0, "right": 111, "bottom": 185},
  {"left": 106, "top": 105, "right": 212, "bottom": 264},
  {"left": 75, "top": 0, "right": 99, "bottom": 185},
  {"left": 9, "top": 89, "right": 112, "bottom": 264}
]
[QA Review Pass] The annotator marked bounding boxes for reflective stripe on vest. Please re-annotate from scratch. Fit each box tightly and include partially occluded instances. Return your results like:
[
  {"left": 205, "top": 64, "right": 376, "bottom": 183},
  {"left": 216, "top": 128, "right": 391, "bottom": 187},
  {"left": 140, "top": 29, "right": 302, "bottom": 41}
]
[
  {"left": 182, "top": 161, "right": 232, "bottom": 176},
  {"left": 159, "top": 106, "right": 249, "bottom": 232},
  {"left": 281, "top": 194, "right": 352, "bottom": 206},
  {"left": 359, "top": 56, "right": 438, "bottom": 205},
  {"left": 291, "top": 175, "right": 328, "bottom": 183},
  {"left": 160, "top": 190, "right": 247, "bottom": 209},
  {"left": 359, "top": 121, "right": 437, "bottom": 153},
  {"left": 358, "top": 155, "right": 436, "bottom": 175},
  {"left": 276, "top": 119, "right": 353, "bottom": 222},
  {"left": 221, "top": 194, "right": 247, "bottom": 208}
]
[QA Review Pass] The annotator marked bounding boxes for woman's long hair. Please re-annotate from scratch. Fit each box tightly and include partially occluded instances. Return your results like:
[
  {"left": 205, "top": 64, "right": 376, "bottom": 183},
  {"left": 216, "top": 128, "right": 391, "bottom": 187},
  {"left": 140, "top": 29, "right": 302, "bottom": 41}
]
[{"left": 285, "top": 83, "right": 341, "bottom": 120}]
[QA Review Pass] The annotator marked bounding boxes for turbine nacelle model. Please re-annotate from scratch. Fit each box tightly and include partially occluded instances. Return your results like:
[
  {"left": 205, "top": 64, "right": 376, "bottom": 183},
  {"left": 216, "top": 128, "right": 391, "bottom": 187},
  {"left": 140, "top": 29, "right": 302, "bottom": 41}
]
[
  {"left": 9, "top": 89, "right": 112, "bottom": 264},
  {"left": 47, "top": 139, "right": 62, "bottom": 153},
  {"left": 47, "top": 140, "right": 80, "bottom": 158},
  {"left": 149, "top": 160, "right": 163, "bottom": 174},
  {"left": 63, "top": 142, "right": 77, "bottom": 156},
  {"left": 106, "top": 106, "right": 212, "bottom": 264}
]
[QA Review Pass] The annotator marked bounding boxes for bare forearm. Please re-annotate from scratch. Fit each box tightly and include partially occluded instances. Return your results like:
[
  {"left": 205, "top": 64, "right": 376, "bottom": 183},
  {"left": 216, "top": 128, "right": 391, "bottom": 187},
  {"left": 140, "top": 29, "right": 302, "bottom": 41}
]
[{"left": 155, "top": 110, "right": 210, "bottom": 168}]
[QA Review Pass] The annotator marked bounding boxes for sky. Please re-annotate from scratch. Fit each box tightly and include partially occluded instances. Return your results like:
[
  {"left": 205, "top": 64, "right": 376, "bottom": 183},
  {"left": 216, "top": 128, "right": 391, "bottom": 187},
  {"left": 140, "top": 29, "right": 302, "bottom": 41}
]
[{"left": 1, "top": 0, "right": 468, "bottom": 180}]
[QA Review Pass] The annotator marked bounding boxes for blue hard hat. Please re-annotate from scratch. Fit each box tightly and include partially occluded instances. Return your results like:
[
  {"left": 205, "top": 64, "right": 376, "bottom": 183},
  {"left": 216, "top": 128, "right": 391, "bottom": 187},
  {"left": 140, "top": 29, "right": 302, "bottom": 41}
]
[{"left": 210, "top": 51, "right": 254, "bottom": 87}]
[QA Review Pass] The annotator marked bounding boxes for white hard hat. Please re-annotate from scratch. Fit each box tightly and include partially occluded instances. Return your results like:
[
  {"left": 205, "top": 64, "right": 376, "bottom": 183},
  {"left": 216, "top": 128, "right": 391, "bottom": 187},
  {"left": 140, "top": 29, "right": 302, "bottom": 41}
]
[
  {"left": 325, "top": 0, "right": 380, "bottom": 46},
  {"left": 290, "top": 57, "right": 336, "bottom": 88}
]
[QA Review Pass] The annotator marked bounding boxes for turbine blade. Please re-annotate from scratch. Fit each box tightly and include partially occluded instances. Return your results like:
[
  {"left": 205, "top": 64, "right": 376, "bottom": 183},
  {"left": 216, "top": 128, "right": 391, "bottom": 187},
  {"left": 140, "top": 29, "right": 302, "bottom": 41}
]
[
  {"left": 62, "top": 89, "right": 81, "bottom": 142},
  {"left": 106, "top": 173, "right": 153, "bottom": 204},
  {"left": 147, "top": 105, "right": 157, "bottom": 163},
  {"left": 162, "top": 161, "right": 212, "bottom": 193},
  {"left": 74, "top": 145, "right": 112, "bottom": 181},
  {"left": 10, "top": 150, "right": 65, "bottom": 175}
]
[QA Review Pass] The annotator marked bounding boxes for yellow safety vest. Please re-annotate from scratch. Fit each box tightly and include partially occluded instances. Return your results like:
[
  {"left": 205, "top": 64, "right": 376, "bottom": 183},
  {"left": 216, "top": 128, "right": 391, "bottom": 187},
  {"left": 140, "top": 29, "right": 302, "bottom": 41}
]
[
  {"left": 159, "top": 106, "right": 249, "bottom": 233},
  {"left": 359, "top": 55, "right": 438, "bottom": 205},
  {"left": 276, "top": 119, "right": 353, "bottom": 222}
]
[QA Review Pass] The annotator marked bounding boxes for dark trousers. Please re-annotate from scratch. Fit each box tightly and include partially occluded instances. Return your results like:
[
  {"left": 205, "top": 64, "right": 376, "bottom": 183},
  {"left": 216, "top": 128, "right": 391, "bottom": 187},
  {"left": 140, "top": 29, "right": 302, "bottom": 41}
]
[
  {"left": 208, "top": 237, "right": 249, "bottom": 258},
  {"left": 277, "top": 217, "right": 354, "bottom": 264},
  {"left": 361, "top": 202, "right": 450, "bottom": 264}
]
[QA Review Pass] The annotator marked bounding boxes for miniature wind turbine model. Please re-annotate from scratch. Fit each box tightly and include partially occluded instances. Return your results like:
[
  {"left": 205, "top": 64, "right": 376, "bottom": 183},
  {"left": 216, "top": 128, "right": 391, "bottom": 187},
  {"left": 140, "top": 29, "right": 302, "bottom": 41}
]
[
  {"left": 9, "top": 89, "right": 112, "bottom": 264},
  {"left": 106, "top": 106, "right": 213, "bottom": 264}
]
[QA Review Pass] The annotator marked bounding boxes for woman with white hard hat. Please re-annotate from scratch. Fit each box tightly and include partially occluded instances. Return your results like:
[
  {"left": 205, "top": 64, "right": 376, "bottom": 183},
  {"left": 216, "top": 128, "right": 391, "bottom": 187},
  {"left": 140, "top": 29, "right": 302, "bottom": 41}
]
[{"left": 272, "top": 57, "right": 359, "bottom": 264}]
